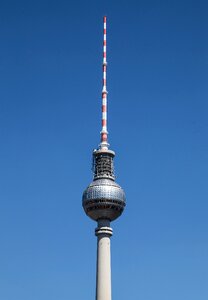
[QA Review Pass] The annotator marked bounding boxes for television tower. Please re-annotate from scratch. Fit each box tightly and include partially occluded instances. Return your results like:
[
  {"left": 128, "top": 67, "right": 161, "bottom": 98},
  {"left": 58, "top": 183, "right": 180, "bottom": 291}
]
[{"left": 82, "top": 16, "right": 126, "bottom": 300}]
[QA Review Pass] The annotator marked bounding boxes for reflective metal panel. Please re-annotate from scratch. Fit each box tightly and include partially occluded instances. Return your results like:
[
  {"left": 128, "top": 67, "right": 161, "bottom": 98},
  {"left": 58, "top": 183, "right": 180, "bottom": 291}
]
[{"left": 82, "top": 179, "right": 126, "bottom": 203}]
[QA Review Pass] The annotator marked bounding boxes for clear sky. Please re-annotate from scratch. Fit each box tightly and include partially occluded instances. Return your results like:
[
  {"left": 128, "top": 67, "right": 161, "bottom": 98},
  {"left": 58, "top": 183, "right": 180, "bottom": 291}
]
[{"left": 0, "top": 0, "right": 207, "bottom": 299}]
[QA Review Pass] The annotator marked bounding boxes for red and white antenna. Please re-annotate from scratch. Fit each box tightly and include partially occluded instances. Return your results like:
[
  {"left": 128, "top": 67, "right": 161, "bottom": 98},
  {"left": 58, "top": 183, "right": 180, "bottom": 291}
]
[{"left": 100, "top": 16, "right": 109, "bottom": 150}]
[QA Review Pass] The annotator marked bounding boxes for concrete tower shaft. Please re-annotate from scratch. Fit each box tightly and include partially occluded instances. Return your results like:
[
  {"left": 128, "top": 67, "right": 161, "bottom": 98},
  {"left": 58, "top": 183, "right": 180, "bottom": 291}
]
[{"left": 95, "top": 219, "right": 113, "bottom": 300}]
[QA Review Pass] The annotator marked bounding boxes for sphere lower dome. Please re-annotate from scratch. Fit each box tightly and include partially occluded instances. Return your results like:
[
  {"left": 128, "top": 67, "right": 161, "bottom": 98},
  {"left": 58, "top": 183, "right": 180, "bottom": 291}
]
[{"left": 82, "top": 178, "right": 126, "bottom": 221}]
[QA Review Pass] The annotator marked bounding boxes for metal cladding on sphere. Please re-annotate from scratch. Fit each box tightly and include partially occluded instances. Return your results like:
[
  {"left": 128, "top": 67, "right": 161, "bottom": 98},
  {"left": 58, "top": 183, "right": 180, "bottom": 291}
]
[{"left": 82, "top": 178, "right": 125, "bottom": 221}]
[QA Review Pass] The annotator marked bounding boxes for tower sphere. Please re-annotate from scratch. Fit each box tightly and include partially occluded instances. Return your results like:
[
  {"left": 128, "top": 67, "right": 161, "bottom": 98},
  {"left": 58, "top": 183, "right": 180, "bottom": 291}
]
[
  {"left": 82, "top": 178, "right": 126, "bottom": 221},
  {"left": 82, "top": 148, "right": 126, "bottom": 221}
]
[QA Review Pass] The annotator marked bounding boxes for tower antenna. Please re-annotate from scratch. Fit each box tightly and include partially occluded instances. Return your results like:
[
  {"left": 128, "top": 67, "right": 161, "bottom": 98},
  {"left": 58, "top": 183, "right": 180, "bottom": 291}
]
[{"left": 100, "top": 16, "right": 109, "bottom": 149}]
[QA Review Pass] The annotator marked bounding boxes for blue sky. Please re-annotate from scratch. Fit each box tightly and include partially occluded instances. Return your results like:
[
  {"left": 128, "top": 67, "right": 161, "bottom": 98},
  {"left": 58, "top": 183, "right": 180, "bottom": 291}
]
[{"left": 0, "top": 0, "right": 208, "bottom": 299}]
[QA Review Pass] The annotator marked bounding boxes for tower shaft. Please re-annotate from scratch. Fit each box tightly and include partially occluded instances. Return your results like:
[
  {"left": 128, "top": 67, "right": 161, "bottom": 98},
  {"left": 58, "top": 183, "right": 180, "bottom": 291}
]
[{"left": 95, "top": 220, "right": 112, "bottom": 300}]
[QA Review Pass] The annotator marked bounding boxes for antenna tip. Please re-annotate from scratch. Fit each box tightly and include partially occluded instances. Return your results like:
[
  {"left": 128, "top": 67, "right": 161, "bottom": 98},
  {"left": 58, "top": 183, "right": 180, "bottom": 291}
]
[{"left": 103, "top": 16, "right": 107, "bottom": 22}]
